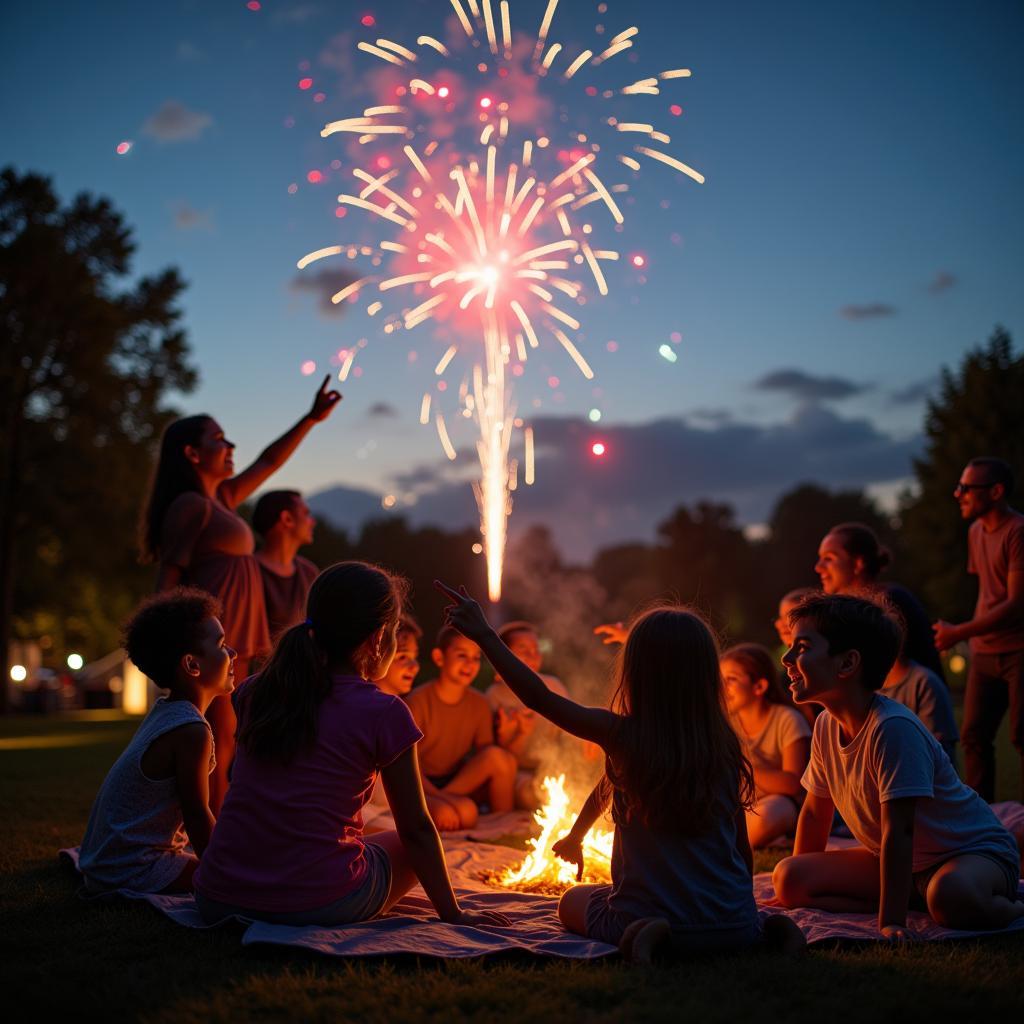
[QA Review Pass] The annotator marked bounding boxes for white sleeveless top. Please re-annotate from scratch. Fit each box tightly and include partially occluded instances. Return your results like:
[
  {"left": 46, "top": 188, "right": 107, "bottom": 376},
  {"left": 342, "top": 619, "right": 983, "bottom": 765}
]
[{"left": 78, "top": 698, "right": 214, "bottom": 893}]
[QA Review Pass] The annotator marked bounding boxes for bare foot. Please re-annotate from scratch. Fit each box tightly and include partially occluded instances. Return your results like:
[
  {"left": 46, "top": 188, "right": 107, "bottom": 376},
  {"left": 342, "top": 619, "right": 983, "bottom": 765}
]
[
  {"left": 762, "top": 913, "right": 806, "bottom": 956},
  {"left": 620, "top": 917, "right": 671, "bottom": 964}
]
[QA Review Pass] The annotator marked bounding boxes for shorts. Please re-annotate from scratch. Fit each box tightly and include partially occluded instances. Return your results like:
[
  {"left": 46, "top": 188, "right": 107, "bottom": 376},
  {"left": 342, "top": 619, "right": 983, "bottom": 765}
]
[
  {"left": 195, "top": 840, "right": 392, "bottom": 926},
  {"left": 426, "top": 770, "right": 460, "bottom": 790},
  {"left": 583, "top": 884, "right": 763, "bottom": 954},
  {"left": 910, "top": 850, "right": 1020, "bottom": 911}
]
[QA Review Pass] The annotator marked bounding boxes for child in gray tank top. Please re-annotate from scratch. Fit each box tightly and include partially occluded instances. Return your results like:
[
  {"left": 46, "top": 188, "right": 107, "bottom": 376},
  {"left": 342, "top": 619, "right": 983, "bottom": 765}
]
[
  {"left": 78, "top": 588, "right": 236, "bottom": 894},
  {"left": 437, "top": 583, "right": 807, "bottom": 963}
]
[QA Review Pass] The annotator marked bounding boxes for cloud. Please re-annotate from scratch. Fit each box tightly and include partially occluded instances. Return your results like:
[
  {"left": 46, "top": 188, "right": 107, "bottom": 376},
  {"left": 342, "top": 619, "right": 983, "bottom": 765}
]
[
  {"left": 890, "top": 375, "right": 940, "bottom": 404},
  {"left": 928, "top": 271, "right": 957, "bottom": 294},
  {"left": 839, "top": 303, "right": 897, "bottom": 320},
  {"left": 753, "top": 369, "right": 867, "bottom": 401},
  {"left": 315, "top": 406, "right": 920, "bottom": 561},
  {"left": 172, "top": 202, "right": 211, "bottom": 231},
  {"left": 142, "top": 101, "right": 213, "bottom": 143},
  {"left": 290, "top": 267, "right": 360, "bottom": 316},
  {"left": 367, "top": 401, "right": 399, "bottom": 418},
  {"left": 176, "top": 41, "right": 204, "bottom": 62}
]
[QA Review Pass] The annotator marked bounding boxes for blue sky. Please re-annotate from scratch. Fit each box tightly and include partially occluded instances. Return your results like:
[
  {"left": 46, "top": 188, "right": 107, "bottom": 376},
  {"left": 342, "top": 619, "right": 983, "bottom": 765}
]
[{"left": 4, "top": 0, "right": 1022, "bottom": 555}]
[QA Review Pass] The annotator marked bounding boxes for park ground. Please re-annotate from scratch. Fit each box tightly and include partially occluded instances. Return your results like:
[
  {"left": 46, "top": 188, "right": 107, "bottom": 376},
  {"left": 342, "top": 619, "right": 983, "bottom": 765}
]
[{"left": 2, "top": 711, "right": 1023, "bottom": 1023}]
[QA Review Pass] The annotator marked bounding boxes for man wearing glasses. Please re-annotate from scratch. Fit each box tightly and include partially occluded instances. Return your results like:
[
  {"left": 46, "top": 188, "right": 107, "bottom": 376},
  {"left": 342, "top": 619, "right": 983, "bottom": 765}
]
[{"left": 934, "top": 457, "right": 1024, "bottom": 801}]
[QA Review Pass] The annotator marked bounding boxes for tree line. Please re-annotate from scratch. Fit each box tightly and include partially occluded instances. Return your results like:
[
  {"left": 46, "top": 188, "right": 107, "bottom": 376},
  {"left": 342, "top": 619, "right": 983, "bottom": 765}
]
[{"left": 2, "top": 168, "right": 1022, "bottom": 709}]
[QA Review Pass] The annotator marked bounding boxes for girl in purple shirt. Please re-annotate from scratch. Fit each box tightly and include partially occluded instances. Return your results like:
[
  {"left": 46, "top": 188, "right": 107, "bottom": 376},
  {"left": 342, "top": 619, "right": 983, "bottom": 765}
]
[{"left": 194, "top": 562, "right": 509, "bottom": 930}]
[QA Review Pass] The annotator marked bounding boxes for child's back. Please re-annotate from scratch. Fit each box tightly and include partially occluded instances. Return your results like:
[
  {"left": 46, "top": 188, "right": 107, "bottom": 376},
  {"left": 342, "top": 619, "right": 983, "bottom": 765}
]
[
  {"left": 196, "top": 674, "right": 420, "bottom": 912},
  {"left": 602, "top": 767, "right": 758, "bottom": 939},
  {"left": 79, "top": 699, "right": 213, "bottom": 893},
  {"left": 882, "top": 661, "right": 959, "bottom": 763}
]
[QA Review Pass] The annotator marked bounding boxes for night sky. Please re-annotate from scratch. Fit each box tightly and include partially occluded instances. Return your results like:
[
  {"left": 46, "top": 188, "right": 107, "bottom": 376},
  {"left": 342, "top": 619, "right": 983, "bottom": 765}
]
[{"left": 4, "top": 0, "right": 1022, "bottom": 558}]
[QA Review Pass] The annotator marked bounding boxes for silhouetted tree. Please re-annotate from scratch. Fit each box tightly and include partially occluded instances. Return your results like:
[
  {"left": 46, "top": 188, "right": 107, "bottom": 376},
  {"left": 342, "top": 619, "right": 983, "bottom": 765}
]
[
  {"left": 901, "top": 326, "right": 1024, "bottom": 619},
  {"left": 0, "top": 168, "right": 196, "bottom": 707}
]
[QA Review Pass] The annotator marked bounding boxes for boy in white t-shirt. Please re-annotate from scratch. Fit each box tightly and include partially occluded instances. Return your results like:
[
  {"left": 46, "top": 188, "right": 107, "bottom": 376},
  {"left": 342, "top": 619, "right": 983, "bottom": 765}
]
[{"left": 773, "top": 594, "right": 1022, "bottom": 940}]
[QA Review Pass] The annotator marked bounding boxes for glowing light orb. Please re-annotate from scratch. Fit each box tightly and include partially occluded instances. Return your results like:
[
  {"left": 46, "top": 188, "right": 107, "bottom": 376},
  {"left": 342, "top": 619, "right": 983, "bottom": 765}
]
[
  {"left": 382, "top": 494, "right": 397, "bottom": 509},
  {"left": 306, "top": 169, "right": 323, "bottom": 183},
  {"left": 630, "top": 254, "right": 646, "bottom": 268},
  {"left": 472, "top": 543, "right": 484, "bottom": 554},
  {"left": 115, "top": 141, "right": 132, "bottom": 155},
  {"left": 246, "top": 1, "right": 261, "bottom": 11},
  {"left": 298, "top": 77, "right": 313, "bottom": 90},
  {"left": 588, "top": 408, "right": 602, "bottom": 422},
  {"left": 361, "top": 14, "right": 376, "bottom": 27},
  {"left": 479, "top": 96, "right": 493, "bottom": 109},
  {"left": 67, "top": 653, "right": 84, "bottom": 671},
  {"left": 949, "top": 654, "right": 966, "bottom": 674},
  {"left": 658, "top": 344, "right": 677, "bottom": 363},
  {"left": 591, "top": 442, "right": 606, "bottom": 456},
  {"left": 437, "top": 85, "right": 451, "bottom": 98},
  {"left": 300, "top": 359, "right": 317, "bottom": 375},
  {"left": 10, "top": 665, "right": 27, "bottom": 682}
]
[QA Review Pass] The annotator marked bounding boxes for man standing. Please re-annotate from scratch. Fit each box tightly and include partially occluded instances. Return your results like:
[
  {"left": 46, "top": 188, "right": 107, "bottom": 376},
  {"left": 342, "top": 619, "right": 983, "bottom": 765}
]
[
  {"left": 934, "top": 458, "right": 1024, "bottom": 801},
  {"left": 252, "top": 491, "right": 318, "bottom": 644}
]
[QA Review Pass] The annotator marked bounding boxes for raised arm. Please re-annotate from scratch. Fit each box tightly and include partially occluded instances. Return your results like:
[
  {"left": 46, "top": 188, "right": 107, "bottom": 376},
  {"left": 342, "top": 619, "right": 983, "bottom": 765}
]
[
  {"left": 436, "top": 581, "right": 619, "bottom": 748},
  {"left": 218, "top": 376, "right": 341, "bottom": 509}
]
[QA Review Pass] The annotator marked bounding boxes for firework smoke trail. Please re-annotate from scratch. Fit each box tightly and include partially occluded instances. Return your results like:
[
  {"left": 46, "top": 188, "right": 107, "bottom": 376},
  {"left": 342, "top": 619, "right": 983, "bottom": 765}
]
[{"left": 298, "top": 0, "right": 704, "bottom": 601}]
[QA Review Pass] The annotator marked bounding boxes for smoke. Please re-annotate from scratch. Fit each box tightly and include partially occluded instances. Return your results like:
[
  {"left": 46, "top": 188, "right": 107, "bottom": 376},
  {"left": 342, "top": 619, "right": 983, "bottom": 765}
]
[{"left": 499, "top": 526, "right": 617, "bottom": 804}]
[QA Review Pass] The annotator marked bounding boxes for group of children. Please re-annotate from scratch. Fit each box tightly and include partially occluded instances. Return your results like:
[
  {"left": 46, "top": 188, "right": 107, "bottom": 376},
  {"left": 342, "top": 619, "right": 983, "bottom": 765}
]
[{"left": 77, "top": 561, "right": 1023, "bottom": 963}]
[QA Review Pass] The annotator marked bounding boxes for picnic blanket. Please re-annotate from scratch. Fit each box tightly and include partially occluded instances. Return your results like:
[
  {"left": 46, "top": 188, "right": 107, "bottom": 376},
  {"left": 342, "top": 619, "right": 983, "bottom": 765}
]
[{"left": 60, "top": 803, "right": 1024, "bottom": 958}]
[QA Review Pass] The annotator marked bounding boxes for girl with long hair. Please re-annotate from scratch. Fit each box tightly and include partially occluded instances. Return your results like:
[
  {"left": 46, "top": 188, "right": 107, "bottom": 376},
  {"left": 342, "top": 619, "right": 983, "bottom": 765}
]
[
  {"left": 437, "top": 582, "right": 804, "bottom": 962},
  {"left": 721, "top": 643, "right": 810, "bottom": 848},
  {"left": 139, "top": 376, "right": 340, "bottom": 812},
  {"left": 194, "top": 562, "right": 508, "bottom": 930}
]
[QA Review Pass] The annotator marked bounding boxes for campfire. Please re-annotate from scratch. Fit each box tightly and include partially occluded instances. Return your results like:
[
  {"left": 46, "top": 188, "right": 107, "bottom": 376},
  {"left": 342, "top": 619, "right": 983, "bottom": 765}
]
[{"left": 483, "top": 774, "right": 614, "bottom": 895}]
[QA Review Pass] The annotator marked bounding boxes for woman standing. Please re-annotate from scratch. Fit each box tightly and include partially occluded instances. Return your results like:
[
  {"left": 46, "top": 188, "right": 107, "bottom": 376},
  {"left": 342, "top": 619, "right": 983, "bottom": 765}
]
[{"left": 140, "top": 376, "right": 340, "bottom": 812}]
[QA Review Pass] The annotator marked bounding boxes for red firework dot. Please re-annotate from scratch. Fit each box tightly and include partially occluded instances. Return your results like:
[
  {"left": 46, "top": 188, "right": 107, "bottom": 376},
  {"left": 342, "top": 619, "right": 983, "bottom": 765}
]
[
  {"left": 361, "top": 14, "right": 375, "bottom": 27},
  {"left": 246, "top": 1, "right": 261, "bottom": 10},
  {"left": 307, "top": 169, "right": 323, "bottom": 183},
  {"left": 585, "top": 85, "right": 598, "bottom": 96},
  {"left": 334, "top": 207, "right": 347, "bottom": 218},
  {"left": 670, "top": 104, "right": 683, "bottom": 116},
  {"left": 298, "top": 77, "right": 313, "bottom": 90}
]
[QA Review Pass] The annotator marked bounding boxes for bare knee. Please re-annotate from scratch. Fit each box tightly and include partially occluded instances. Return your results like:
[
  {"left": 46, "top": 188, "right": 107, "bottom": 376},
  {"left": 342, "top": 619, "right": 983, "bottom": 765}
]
[
  {"left": 451, "top": 795, "right": 479, "bottom": 828},
  {"left": 558, "top": 886, "right": 590, "bottom": 934},
  {"left": 772, "top": 857, "right": 805, "bottom": 908},
  {"left": 478, "top": 744, "right": 517, "bottom": 777},
  {"left": 927, "top": 870, "right": 980, "bottom": 928},
  {"left": 427, "top": 797, "right": 461, "bottom": 832}
]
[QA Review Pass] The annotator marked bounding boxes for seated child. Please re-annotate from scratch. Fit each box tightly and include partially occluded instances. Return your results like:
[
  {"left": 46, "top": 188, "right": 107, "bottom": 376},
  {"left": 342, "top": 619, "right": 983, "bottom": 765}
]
[
  {"left": 78, "top": 588, "right": 236, "bottom": 894},
  {"left": 365, "top": 617, "right": 422, "bottom": 822},
  {"left": 194, "top": 562, "right": 509, "bottom": 930},
  {"left": 774, "top": 588, "right": 819, "bottom": 727},
  {"left": 881, "top": 652, "right": 959, "bottom": 766},
  {"left": 406, "top": 626, "right": 516, "bottom": 830},
  {"left": 438, "top": 581, "right": 805, "bottom": 963},
  {"left": 721, "top": 643, "right": 810, "bottom": 848},
  {"left": 773, "top": 594, "right": 1023, "bottom": 939},
  {"left": 486, "top": 620, "right": 571, "bottom": 808}
]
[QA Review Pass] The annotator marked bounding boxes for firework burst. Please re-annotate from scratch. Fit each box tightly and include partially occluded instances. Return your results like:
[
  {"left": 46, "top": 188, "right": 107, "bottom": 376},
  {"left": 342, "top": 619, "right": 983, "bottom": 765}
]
[{"left": 298, "top": 0, "right": 704, "bottom": 601}]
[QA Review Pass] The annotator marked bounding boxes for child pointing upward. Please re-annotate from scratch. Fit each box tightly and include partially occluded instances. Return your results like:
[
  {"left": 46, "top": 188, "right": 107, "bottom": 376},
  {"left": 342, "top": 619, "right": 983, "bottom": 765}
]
[{"left": 436, "top": 581, "right": 804, "bottom": 962}]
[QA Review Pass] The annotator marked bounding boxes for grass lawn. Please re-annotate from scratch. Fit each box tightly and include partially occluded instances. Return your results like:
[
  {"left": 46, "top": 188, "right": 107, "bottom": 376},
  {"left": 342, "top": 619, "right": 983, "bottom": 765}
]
[{"left": 2, "top": 712, "right": 1023, "bottom": 1023}]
